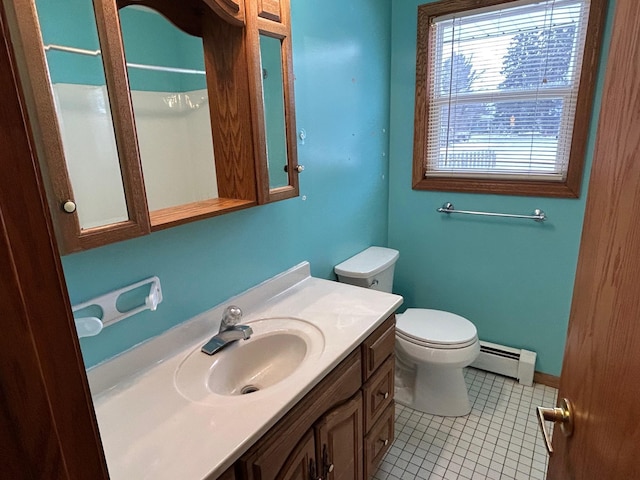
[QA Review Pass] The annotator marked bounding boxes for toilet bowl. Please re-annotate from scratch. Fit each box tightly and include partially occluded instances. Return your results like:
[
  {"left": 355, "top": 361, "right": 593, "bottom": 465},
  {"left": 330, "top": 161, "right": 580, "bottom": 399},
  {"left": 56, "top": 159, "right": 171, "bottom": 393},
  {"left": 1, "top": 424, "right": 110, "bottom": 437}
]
[
  {"left": 395, "top": 309, "right": 480, "bottom": 416},
  {"left": 334, "top": 246, "right": 480, "bottom": 417}
]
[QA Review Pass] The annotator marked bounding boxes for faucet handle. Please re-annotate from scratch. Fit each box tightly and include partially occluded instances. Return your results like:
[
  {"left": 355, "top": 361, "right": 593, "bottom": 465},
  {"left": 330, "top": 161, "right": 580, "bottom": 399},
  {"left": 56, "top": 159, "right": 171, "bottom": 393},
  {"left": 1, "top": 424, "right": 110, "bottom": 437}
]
[{"left": 220, "top": 305, "right": 243, "bottom": 330}]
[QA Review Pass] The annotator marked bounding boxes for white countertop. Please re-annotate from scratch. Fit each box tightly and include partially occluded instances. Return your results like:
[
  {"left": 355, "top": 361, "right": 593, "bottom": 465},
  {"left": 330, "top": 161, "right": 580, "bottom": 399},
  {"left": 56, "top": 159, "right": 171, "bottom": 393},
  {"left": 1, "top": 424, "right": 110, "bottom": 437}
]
[{"left": 88, "top": 262, "right": 403, "bottom": 480}]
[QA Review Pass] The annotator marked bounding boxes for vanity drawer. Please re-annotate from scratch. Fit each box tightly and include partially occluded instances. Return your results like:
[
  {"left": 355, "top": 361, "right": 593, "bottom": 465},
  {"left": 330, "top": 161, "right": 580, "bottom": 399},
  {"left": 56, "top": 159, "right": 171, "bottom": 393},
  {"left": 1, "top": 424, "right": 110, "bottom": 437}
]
[
  {"left": 364, "top": 403, "right": 395, "bottom": 479},
  {"left": 362, "top": 315, "right": 395, "bottom": 381},
  {"left": 363, "top": 356, "right": 394, "bottom": 432}
]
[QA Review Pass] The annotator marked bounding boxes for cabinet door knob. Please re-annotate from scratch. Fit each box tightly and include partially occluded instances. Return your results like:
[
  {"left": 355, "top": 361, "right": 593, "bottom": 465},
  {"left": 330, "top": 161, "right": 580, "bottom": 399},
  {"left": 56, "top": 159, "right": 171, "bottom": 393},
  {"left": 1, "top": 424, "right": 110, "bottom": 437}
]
[
  {"left": 284, "top": 164, "right": 304, "bottom": 173},
  {"left": 62, "top": 200, "right": 77, "bottom": 213},
  {"left": 379, "top": 438, "right": 389, "bottom": 446},
  {"left": 377, "top": 391, "right": 389, "bottom": 399}
]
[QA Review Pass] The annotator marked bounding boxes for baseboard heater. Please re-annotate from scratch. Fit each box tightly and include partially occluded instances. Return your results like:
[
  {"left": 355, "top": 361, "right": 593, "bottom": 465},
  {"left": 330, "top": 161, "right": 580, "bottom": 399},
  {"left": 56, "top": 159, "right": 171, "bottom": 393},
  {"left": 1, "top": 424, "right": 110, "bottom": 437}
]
[{"left": 470, "top": 341, "right": 536, "bottom": 387}]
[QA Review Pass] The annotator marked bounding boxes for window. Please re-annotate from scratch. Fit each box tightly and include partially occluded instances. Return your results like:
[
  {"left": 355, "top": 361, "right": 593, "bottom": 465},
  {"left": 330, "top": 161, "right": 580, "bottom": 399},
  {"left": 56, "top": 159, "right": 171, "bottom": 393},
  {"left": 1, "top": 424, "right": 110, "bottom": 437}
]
[{"left": 412, "top": 0, "right": 607, "bottom": 197}]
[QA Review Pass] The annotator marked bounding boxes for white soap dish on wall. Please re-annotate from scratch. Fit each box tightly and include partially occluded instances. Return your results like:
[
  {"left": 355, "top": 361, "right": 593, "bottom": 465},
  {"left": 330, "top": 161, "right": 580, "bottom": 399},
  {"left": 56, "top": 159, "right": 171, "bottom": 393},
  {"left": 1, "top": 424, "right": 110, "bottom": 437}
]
[{"left": 73, "top": 276, "right": 163, "bottom": 338}]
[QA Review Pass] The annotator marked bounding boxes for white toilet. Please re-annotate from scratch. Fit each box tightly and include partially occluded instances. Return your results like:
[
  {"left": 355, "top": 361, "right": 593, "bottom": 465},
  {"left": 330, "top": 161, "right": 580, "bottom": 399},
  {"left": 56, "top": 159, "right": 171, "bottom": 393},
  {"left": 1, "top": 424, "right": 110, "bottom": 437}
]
[{"left": 335, "top": 246, "right": 480, "bottom": 417}]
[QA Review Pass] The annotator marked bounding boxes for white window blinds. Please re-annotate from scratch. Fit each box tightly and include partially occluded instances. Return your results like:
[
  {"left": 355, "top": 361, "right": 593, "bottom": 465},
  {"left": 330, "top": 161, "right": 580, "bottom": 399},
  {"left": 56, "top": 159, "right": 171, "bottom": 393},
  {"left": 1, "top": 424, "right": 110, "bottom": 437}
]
[{"left": 425, "top": 0, "right": 591, "bottom": 180}]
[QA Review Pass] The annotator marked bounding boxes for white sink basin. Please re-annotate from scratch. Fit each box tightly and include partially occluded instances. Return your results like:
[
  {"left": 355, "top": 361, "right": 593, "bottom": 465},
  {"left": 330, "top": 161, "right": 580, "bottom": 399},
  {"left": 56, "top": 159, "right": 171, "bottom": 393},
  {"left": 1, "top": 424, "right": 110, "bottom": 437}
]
[
  {"left": 174, "top": 317, "right": 325, "bottom": 404},
  {"left": 208, "top": 332, "right": 307, "bottom": 395}
]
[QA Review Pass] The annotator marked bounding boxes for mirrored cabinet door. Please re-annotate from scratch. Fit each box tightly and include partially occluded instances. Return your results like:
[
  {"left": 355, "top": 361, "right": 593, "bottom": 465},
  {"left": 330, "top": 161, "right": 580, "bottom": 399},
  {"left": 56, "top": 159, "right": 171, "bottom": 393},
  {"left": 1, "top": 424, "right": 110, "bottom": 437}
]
[
  {"left": 6, "top": 0, "right": 149, "bottom": 253},
  {"left": 247, "top": 0, "right": 300, "bottom": 204}
]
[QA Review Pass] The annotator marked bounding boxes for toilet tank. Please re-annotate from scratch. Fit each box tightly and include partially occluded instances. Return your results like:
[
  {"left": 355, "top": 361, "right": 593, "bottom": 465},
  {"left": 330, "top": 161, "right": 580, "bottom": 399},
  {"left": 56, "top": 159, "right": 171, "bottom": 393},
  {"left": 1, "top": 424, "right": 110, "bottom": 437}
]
[{"left": 334, "top": 246, "right": 399, "bottom": 293}]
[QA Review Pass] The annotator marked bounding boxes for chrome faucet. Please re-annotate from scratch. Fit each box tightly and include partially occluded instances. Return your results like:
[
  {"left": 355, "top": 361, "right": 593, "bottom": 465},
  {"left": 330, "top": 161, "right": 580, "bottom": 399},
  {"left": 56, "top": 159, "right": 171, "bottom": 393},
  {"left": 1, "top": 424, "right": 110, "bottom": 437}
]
[{"left": 201, "top": 305, "right": 253, "bottom": 355}]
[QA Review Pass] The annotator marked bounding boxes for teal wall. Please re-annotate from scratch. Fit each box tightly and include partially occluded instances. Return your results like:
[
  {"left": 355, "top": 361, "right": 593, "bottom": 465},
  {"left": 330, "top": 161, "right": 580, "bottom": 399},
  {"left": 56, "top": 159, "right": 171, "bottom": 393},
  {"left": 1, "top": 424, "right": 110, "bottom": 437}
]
[
  {"left": 51, "top": 0, "right": 614, "bottom": 375},
  {"left": 61, "top": 0, "right": 392, "bottom": 367},
  {"left": 387, "top": 0, "right": 615, "bottom": 375}
]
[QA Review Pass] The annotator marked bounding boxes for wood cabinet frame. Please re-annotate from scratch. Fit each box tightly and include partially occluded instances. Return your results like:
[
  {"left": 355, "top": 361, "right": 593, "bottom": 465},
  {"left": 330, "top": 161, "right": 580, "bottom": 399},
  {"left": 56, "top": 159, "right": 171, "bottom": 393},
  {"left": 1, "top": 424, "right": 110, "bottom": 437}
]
[
  {"left": 6, "top": 0, "right": 300, "bottom": 254},
  {"left": 411, "top": 0, "right": 609, "bottom": 198},
  {"left": 246, "top": 0, "right": 300, "bottom": 205},
  {"left": 4, "top": 0, "right": 151, "bottom": 253}
]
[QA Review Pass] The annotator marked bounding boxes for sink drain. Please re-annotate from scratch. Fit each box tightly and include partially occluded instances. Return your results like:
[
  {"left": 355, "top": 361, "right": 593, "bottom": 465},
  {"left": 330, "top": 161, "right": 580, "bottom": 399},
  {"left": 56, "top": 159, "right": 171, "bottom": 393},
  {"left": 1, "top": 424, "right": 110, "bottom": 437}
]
[{"left": 241, "top": 385, "right": 260, "bottom": 395}]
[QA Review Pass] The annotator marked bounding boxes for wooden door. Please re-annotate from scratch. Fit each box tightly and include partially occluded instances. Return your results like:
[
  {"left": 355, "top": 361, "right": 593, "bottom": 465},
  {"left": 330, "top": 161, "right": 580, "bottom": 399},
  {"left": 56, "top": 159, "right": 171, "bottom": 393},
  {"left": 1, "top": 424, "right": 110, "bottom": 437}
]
[
  {"left": 278, "top": 430, "right": 317, "bottom": 480},
  {"left": 315, "top": 393, "right": 363, "bottom": 480},
  {"left": 0, "top": 6, "right": 108, "bottom": 478},
  {"left": 546, "top": 1, "right": 640, "bottom": 478}
]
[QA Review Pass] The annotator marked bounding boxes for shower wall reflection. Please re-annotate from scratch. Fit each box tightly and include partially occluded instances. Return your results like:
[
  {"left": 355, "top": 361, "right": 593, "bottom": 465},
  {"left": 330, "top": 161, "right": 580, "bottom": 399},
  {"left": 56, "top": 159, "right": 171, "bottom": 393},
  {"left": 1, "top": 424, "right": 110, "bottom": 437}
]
[{"left": 119, "top": 6, "right": 218, "bottom": 212}]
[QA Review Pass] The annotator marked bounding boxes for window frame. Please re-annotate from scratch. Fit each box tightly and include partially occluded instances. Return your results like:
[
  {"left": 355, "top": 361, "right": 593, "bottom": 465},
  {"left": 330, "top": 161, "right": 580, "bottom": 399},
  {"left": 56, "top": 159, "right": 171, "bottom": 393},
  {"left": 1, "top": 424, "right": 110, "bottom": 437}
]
[{"left": 412, "top": 0, "right": 608, "bottom": 198}]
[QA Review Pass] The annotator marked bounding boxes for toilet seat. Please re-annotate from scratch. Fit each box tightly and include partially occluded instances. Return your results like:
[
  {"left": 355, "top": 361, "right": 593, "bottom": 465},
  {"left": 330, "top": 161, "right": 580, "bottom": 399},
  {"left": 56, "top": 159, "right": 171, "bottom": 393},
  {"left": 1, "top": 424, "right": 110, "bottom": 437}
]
[{"left": 396, "top": 308, "right": 478, "bottom": 350}]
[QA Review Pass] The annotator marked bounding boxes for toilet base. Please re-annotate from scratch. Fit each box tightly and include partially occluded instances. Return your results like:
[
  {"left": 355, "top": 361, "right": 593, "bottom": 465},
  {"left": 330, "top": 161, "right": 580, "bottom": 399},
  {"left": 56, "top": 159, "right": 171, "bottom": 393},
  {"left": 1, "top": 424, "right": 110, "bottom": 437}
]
[
  {"left": 394, "top": 335, "right": 479, "bottom": 417},
  {"left": 394, "top": 356, "right": 473, "bottom": 417},
  {"left": 412, "top": 364, "right": 472, "bottom": 417}
]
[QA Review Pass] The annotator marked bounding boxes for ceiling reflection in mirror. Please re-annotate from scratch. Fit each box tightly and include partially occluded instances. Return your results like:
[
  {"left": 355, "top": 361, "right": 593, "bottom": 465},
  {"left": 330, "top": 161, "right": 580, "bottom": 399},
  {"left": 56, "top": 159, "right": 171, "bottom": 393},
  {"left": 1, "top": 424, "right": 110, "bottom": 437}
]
[
  {"left": 36, "top": 0, "right": 129, "bottom": 230},
  {"left": 118, "top": 6, "right": 218, "bottom": 212},
  {"left": 260, "top": 35, "right": 289, "bottom": 190}
]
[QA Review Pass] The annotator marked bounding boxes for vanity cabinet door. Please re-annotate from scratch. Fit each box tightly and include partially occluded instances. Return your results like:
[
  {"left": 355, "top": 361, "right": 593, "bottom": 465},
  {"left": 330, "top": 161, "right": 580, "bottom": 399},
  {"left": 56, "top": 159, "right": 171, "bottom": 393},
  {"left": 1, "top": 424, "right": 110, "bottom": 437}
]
[
  {"left": 237, "top": 351, "right": 362, "bottom": 480},
  {"left": 315, "top": 392, "right": 364, "bottom": 480},
  {"left": 277, "top": 430, "right": 317, "bottom": 480}
]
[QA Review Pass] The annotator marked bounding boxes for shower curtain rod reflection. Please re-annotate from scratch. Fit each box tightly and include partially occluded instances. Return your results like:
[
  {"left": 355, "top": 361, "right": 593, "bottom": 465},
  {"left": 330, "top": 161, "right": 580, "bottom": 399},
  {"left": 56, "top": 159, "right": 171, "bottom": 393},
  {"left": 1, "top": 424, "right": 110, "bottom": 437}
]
[{"left": 44, "top": 44, "right": 206, "bottom": 75}]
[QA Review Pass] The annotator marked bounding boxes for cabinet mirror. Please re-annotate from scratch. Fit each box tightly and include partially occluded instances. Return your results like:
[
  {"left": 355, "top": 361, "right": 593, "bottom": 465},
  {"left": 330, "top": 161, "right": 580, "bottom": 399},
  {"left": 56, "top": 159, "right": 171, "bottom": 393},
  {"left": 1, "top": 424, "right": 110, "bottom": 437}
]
[
  {"left": 248, "top": 0, "right": 299, "bottom": 204},
  {"left": 260, "top": 34, "right": 288, "bottom": 189},
  {"left": 118, "top": 6, "right": 219, "bottom": 213},
  {"left": 38, "top": 0, "right": 130, "bottom": 230},
  {"left": 7, "top": 0, "right": 151, "bottom": 253}
]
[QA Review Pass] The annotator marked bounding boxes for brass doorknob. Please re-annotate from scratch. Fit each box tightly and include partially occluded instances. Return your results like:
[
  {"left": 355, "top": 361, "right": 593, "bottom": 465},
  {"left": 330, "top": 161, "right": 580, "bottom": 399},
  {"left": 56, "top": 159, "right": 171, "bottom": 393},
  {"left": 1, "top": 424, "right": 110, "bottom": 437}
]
[{"left": 536, "top": 397, "right": 574, "bottom": 455}]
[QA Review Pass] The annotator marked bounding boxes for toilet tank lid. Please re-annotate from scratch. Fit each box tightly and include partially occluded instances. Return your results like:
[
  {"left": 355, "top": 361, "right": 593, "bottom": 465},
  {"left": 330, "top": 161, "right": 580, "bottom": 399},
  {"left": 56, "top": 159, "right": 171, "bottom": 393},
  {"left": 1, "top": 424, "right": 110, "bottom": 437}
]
[{"left": 334, "top": 246, "right": 399, "bottom": 279}]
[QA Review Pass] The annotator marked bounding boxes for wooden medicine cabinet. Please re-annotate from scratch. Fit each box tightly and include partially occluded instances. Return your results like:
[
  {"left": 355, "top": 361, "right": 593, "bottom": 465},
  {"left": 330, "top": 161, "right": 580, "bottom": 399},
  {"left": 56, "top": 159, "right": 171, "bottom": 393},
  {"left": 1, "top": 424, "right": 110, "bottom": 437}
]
[{"left": 4, "top": 0, "right": 300, "bottom": 254}]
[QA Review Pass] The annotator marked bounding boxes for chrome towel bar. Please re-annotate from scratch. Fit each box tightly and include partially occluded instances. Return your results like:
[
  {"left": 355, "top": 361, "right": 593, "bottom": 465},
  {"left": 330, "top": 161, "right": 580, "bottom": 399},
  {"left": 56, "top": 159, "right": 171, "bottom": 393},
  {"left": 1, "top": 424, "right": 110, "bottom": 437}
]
[{"left": 437, "top": 202, "right": 546, "bottom": 222}]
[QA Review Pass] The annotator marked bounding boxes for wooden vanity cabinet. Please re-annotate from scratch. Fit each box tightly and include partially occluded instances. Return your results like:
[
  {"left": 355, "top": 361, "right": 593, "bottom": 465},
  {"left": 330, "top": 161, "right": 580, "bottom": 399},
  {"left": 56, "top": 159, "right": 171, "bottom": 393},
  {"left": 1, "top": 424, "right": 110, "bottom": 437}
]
[
  {"left": 315, "top": 392, "right": 364, "bottom": 480},
  {"left": 278, "top": 430, "right": 317, "bottom": 480},
  {"left": 219, "top": 466, "right": 238, "bottom": 480},
  {"left": 234, "top": 315, "right": 396, "bottom": 480},
  {"left": 363, "top": 404, "right": 394, "bottom": 479}
]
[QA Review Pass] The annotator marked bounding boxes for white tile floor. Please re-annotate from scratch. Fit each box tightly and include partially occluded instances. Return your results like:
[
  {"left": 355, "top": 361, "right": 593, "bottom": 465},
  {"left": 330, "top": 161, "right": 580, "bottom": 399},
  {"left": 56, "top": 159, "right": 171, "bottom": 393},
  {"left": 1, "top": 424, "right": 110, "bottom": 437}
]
[{"left": 374, "top": 368, "right": 558, "bottom": 480}]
